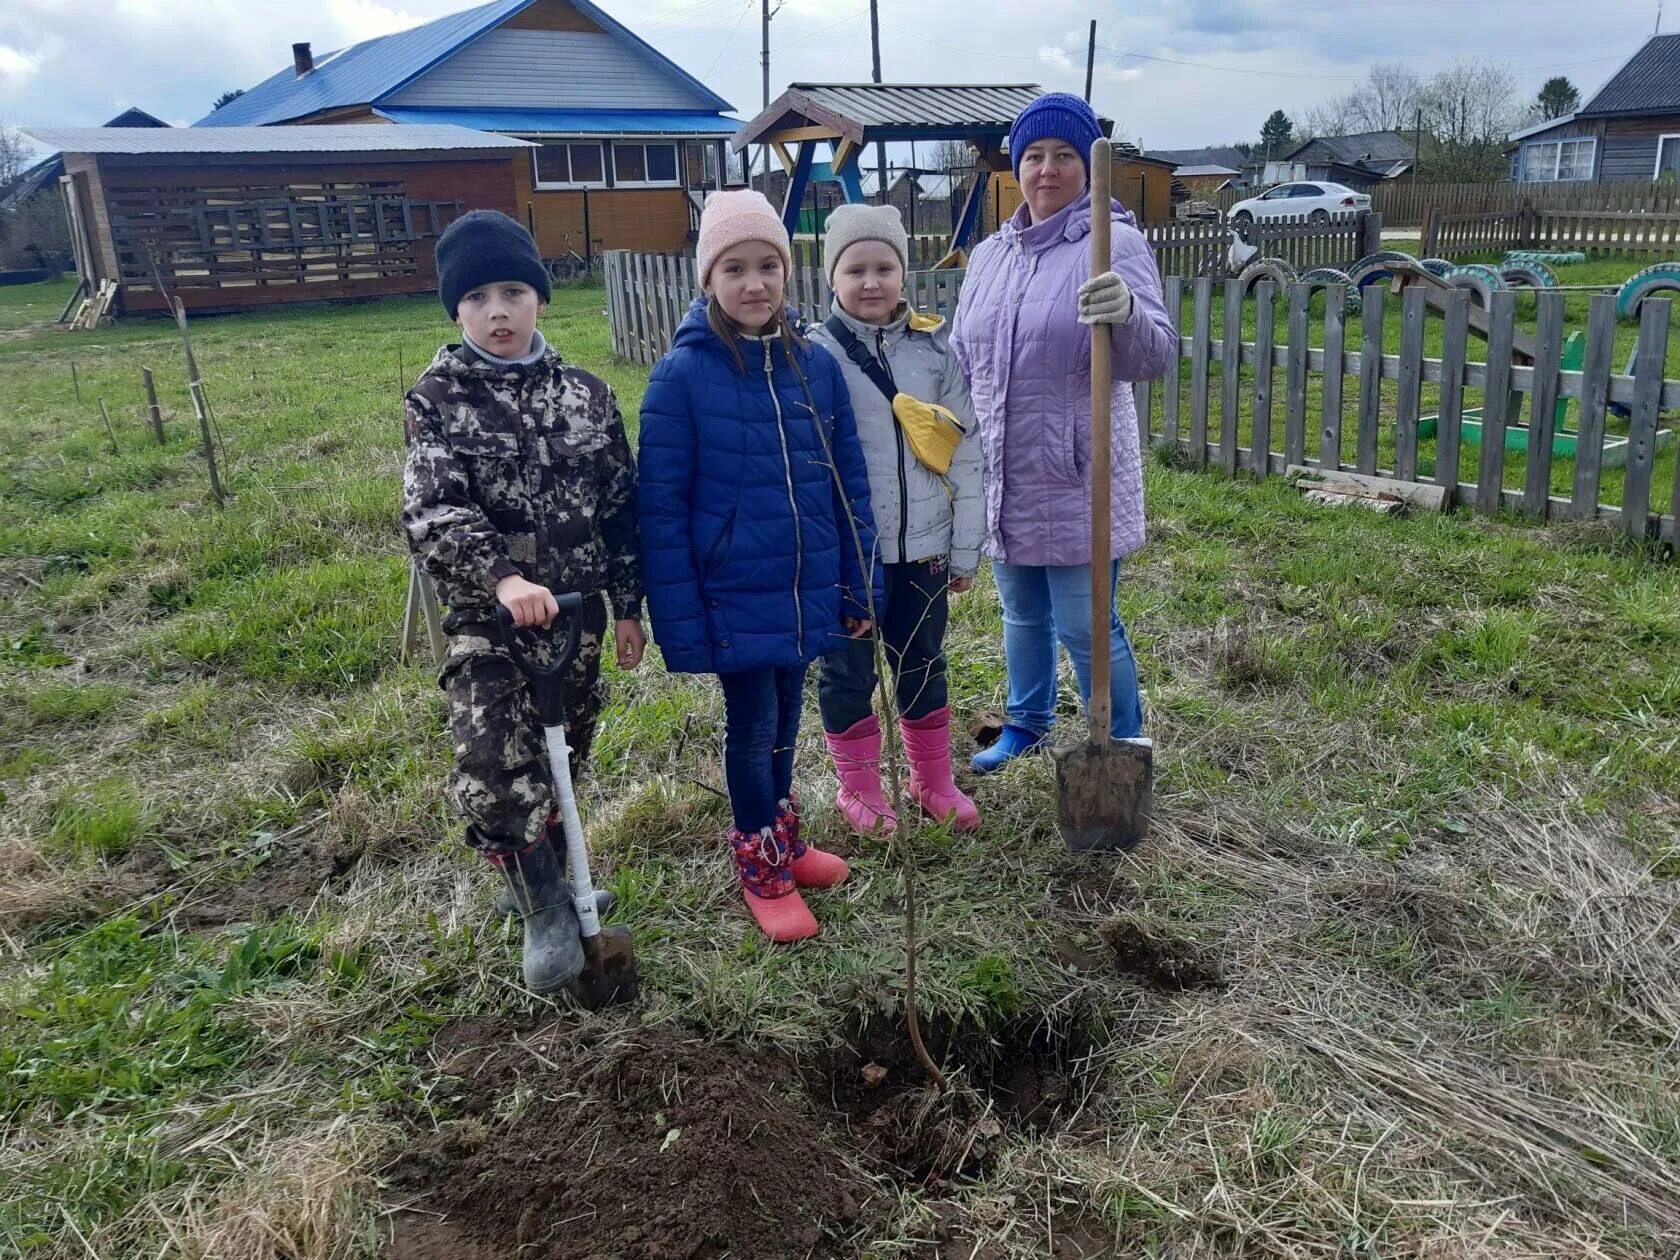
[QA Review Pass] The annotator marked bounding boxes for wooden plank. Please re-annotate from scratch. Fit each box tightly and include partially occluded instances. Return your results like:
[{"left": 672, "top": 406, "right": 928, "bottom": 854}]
[
  {"left": 1522, "top": 291, "right": 1567, "bottom": 518},
  {"left": 1621, "top": 298, "right": 1672, "bottom": 539},
  {"left": 1283, "top": 282, "right": 1309, "bottom": 467},
  {"left": 1189, "top": 278, "right": 1213, "bottom": 468},
  {"left": 1433, "top": 290, "right": 1470, "bottom": 504},
  {"left": 1287, "top": 465, "right": 1448, "bottom": 511},
  {"left": 1355, "top": 282, "right": 1385, "bottom": 475},
  {"left": 1220, "top": 279, "right": 1242, "bottom": 475},
  {"left": 1161, "top": 275, "right": 1182, "bottom": 450},
  {"left": 1571, "top": 293, "right": 1617, "bottom": 519},
  {"left": 1476, "top": 289, "right": 1519, "bottom": 517},
  {"left": 1251, "top": 281, "right": 1276, "bottom": 476},
  {"left": 1321, "top": 285, "right": 1346, "bottom": 470},
  {"left": 1394, "top": 285, "right": 1427, "bottom": 483}
]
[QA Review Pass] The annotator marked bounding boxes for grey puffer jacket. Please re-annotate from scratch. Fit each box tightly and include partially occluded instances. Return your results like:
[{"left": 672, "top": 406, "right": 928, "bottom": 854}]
[{"left": 809, "top": 303, "right": 984, "bottom": 576}]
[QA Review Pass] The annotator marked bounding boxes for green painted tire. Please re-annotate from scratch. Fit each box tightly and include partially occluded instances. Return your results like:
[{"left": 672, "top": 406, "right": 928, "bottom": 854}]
[
  {"left": 1301, "top": 267, "right": 1362, "bottom": 313},
  {"left": 1615, "top": 262, "right": 1680, "bottom": 321},
  {"left": 1236, "top": 257, "right": 1298, "bottom": 302},
  {"left": 1444, "top": 264, "right": 1506, "bottom": 308},
  {"left": 1498, "top": 260, "right": 1559, "bottom": 289},
  {"left": 1419, "top": 258, "right": 1454, "bottom": 277}
]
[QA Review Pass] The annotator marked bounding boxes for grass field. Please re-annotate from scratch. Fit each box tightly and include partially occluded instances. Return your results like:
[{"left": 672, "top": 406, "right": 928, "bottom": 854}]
[{"left": 2, "top": 276, "right": 1679, "bottom": 1259}]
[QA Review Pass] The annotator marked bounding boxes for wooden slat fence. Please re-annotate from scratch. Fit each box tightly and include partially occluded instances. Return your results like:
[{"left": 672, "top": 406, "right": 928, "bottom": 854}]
[
  {"left": 1144, "top": 212, "right": 1376, "bottom": 278},
  {"left": 604, "top": 250, "right": 965, "bottom": 366},
  {"left": 1134, "top": 276, "right": 1679, "bottom": 544},
  {"left": 1428, "top": 207, "right": 1680, "bottom": 259},
  {"left": 1215, "top": 180, "right": 1680, "bottom": 229},
  {"left": 791, "top": 234, "right": 952, "bottom": 271}
]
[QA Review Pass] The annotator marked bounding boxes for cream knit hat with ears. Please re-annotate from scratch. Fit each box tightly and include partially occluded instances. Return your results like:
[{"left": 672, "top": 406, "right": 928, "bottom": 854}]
[
  {"left": 696, "top": 190, "right": 793, "bottom": 289},
  {"left": 822, "top": 203, "right": 909, "bottom": 284}
]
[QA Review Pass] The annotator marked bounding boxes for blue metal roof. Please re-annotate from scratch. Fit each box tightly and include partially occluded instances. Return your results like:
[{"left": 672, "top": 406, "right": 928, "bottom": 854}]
[
  {"left": 375, "top": 106, "right": 738, "bottom": 135},
  {"left": 195, "top": 0, "right": 730, "bottom": 128}
]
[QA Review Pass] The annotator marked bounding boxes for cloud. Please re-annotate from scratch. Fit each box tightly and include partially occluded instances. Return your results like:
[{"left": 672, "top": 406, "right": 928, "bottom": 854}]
[
  {"left": 0, "top": 44, "right": 43, "bottom": 91},
  {"left": 1037, "top": 44, "right": 1144, "bottom": 86},
  {"left": 330, "top": 1, "right": 427, "bottom": 44}
]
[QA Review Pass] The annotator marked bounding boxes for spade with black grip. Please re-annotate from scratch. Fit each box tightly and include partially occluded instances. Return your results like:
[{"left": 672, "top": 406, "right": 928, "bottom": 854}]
[
  {"left": 494, "top": 598, "right": 638, "bottom": 1008},
  {"left": 1054, "top": 137, "right": 1153, "bottom": 853}
]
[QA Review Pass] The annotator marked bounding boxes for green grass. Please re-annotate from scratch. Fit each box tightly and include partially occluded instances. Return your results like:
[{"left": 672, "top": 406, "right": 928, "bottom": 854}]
[{"left": 0, "top": 278, "right": 1677, "bottom": 1258}]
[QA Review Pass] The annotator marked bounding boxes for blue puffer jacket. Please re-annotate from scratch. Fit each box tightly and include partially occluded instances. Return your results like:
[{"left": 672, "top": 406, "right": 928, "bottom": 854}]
[{"left": 639, "top": 298, "right": 885, "bottom": 675}]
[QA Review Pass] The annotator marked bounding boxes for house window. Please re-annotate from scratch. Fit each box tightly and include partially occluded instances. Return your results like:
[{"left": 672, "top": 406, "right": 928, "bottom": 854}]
[
  {"left": 1657, "top": 134, "right": 1680, "bottom": 182},
  {"left": 1521, "top": 137, "right": 1596, "bottom": 182},
  {"left": 612, "top": 141, "right": 680, "bottom": 188},
  {"left": 532, "top": 141, "right": 606, "bottom": 190},
  {"left": 685, "top": 141, "right": 723, "bottom": 191}
]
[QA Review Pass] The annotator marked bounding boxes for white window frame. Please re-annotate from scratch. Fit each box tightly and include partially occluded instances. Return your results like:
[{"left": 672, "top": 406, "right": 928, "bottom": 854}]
[
  {"left": 1521, "top": 136, "right": 1596, "bottom": 183},
  {"left": 610, "top": 140, "right": 681, "bottom": 189},
  {"left": 530, "top": 137, "right": 608, "bottom": 191},
  {"left": 1655, "top": 133, "right": 1680, "bottom": 180}
]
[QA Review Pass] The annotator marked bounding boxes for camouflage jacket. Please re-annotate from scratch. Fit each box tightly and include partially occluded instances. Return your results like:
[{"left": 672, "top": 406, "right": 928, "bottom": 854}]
[{"left": 402, "top": 343, "right": 643, "bottom": 621}]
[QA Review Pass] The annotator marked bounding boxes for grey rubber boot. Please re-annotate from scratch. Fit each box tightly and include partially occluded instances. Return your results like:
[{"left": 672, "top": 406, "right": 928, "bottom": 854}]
[
  {"left": 497, "top": 884, "right": 614, "bottom": 920},
  {"left": 494, "top": 837, "right": 585, "bottom": 994}
]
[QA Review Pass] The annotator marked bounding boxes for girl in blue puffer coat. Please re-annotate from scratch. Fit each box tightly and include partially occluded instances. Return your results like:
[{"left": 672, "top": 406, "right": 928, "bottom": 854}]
[{"left": 638, "top": 190, "right": 885, "bottom": 943}]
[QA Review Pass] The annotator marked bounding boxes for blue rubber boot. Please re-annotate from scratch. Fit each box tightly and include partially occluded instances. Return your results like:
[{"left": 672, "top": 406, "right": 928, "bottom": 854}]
[{"left": 971, "top": 723, "right": 1050, "bottom": 775}]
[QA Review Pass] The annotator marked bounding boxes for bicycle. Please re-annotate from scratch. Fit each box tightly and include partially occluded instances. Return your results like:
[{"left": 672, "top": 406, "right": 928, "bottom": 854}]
[{"left": 544, "top": 234, "right": 605, "bottom": 285}]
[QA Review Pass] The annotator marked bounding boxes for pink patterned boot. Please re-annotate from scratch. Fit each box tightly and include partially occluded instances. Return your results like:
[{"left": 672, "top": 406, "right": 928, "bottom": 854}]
[
  {"left": 729, "top": 824, "right": 818, "bottom": 942},
  {"left": 779, "top": 792, "right": 849, "bottom": 888}
]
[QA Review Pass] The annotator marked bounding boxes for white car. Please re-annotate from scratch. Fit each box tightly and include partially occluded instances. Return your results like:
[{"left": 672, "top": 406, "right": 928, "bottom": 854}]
[{"left": 1229, "top": 181, "right": 1372, "bottom": 225}]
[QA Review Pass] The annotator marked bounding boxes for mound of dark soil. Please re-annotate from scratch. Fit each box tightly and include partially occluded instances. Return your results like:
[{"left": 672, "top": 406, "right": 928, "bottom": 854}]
[
  {"left": 385, "top": 1019, "right": 870, "bottom": 1260},
  {"left": 1101, "top": 916, "right": 1223, "bottom": 991}
]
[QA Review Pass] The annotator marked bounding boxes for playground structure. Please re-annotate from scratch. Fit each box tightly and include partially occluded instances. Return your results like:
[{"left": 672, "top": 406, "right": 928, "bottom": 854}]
[{"left": 731, "top": 83, "right": 1095, "bottom": 263}]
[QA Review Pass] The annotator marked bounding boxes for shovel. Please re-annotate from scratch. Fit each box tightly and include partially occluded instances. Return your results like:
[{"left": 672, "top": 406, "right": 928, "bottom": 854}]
[
  {"left": 1055, "top": 137, "right": 1153, "bottom": 853},
  {"left": 495, "top": 598, "right": 639, "bottom": 1008}
]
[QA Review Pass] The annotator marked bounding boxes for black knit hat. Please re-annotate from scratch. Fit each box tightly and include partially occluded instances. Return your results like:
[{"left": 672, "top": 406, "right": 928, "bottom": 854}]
[{"left": 435, "top": 210, "right": 550, "bottom": 319}]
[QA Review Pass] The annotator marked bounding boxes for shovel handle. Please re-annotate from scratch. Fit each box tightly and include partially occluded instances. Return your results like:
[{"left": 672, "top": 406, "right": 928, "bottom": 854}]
[
  {"left": 1088, "top": 137, "right": 1113, "bottom": 747},
  {"left": 493, "top": 596, "right": 586, "bottom": 727}
]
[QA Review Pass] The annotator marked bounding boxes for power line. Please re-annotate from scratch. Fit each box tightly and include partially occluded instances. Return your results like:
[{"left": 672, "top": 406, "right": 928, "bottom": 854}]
[
  {"left": 716, "top": 8, "right": 869, "bottom": 74},
  {"left": 703, "top": 0, "right": 755, "bottom": 79}
]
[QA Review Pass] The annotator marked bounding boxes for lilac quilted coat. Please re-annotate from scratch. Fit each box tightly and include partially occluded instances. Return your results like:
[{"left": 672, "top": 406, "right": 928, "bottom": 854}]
[{"left": 950, "top": 193, "right": 1175, "bottom": 566}]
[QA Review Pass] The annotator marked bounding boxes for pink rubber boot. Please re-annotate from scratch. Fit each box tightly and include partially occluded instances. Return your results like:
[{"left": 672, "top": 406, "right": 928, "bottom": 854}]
[
  {"left": 823, "top": 715, "right": 898, "bottom": 836},
  {"left": 779, "top": 792, "right": 849, "bottom": 888},
  {"left": 901, "top": 707, "right": 981, "bottom": 833},
  {"left": 729, "top": 824, "right": 818, "bottom": 942}
]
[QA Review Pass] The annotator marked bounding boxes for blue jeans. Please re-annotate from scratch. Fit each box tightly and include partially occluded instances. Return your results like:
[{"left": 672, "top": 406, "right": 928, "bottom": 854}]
[
  {"left": 718, "top": 665, "right": 806, "bottom": 834},
  {"left": 991, "top": 561, "right": 1143, "bottom": 740}
]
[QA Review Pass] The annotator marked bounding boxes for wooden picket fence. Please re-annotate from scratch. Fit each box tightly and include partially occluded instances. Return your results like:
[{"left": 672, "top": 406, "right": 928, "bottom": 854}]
[
  {"left": 1135, "top": 277, "right": 1679, "bottom": 542},
  {"left": 603, "top": 250, "right": 967, "bottom": 366},
  {"left": 790, "top": 235, "right": 953, "bottom": 271},
  {"left": 1214, "top": 180, "right": 1680, "bottom": 229},
  {"left": 1426, "top": 207, "right": 1680, "bottom": 260}
]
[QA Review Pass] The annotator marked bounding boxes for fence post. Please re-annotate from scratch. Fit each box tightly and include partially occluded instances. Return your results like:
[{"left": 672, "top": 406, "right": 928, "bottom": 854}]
[
  {"left": 1570, "top": 294, "right": 1617, "bottom": 519},
  {"left": 1220, "top": 279, "right": 1242, "bottom": 476},
  {"left": 1622, "top": 298, "right": 1672, "bottom": 539},
  {"left": 1360, "top": 211, "right": 1383, "bottom": 260},
  {"left": 1420, "top": 206, "right": 1437, "bottom": 257},
  {"left": 1522, "top": 291, "right": 1567, "bottom": 519},
  {"left": 1435, "top": 290, "right": 1471, "bottom": 505},
  {"left": 1476, "top": 290, "right": 1519, "bottom": 518},
  {"left": 1251, "top": 282, "right": 1276, "bottom": 476}
]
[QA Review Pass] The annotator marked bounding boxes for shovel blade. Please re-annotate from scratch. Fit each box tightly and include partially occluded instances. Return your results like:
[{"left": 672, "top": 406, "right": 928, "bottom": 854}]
[
  {"left": 1055, "top": 738, "right": 1152, "bottom": 852},
  {"left": 571, "top": 925, "right": 639, "bottom": 1010}
]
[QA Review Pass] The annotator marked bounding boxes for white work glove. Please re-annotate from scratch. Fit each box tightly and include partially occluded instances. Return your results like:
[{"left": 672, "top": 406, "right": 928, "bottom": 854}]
[{"left": 1077, "top": 270, "right": 1133, "bottom": 327}]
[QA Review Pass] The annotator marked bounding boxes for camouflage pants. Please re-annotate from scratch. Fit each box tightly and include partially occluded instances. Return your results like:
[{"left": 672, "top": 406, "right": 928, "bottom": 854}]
[{"left": 440, "top": 594, "right": 609, "bottom": 856}]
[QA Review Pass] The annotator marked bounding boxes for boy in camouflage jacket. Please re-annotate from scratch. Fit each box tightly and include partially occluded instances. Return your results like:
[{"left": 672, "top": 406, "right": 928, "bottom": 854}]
[{"left": 401, "top": 211, "right": 645, "bottom": 995}]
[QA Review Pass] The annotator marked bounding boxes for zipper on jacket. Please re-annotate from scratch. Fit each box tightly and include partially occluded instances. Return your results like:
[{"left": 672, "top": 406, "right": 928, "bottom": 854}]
[
  {"left": 876, "top": 328, "right": 911, "bottom": 561},
  {"left": 763, "top": 341, "right": 804, "bottom": 647}
]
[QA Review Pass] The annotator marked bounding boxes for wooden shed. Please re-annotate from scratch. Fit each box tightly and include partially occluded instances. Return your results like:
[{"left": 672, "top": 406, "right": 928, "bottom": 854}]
[{"left": 25, "top": 124, "right": 529, "bottom": 315}]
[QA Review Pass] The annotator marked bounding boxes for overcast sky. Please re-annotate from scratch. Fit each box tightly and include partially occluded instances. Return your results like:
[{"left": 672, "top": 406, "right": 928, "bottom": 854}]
[{"left": 1, "top": 0, "right": 1671, "bottom": 156}]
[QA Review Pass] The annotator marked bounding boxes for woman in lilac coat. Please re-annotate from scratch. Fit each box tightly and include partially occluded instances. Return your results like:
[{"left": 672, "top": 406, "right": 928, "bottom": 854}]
[{"left": 950, "top": 93, "right": 1176, "bottom": 772}]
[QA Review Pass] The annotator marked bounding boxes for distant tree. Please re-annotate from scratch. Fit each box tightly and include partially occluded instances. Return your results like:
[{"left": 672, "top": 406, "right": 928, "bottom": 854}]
[
  {"left": 1304, "top": 62, "right": 1421, "bottom": 138},
  {"left": 0, "top": 120, "right": 27, "bottom": 188},
  {"left": 1536, "top": 76, "right": 1580, "bottom": 121},
  {"left": 212, "top": 89, "right": 245, "bottom": 111},
  {"left": 1259, "top": 110, "right": 1294, "bottom": 156}
]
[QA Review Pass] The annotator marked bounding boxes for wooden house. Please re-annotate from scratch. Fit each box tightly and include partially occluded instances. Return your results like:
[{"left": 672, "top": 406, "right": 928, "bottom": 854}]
[
  {"left": 197, "top": 0, "right": 742, "bottom": 256},
  {"left": 1509, "top": 33, "right": 1680, "bottom": 184},
  {"left": 26, "top": 124, "right": 527, "bottom": 314}
]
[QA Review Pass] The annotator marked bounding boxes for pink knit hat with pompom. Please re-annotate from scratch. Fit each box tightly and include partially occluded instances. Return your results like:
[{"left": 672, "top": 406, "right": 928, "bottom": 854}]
[{"left": 696, "top": 190, "right": 792, "bottom": 289}]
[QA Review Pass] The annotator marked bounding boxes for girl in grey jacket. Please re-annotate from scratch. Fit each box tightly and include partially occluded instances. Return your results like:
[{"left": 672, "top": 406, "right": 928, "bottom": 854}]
[{"left": 810, "top": 204, "right": 985, "bottom": 835}]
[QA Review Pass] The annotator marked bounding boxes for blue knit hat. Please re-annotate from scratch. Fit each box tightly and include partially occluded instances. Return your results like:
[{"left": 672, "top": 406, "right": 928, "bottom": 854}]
[
  {"left": 1007, "top": 92, "right": 1103, "bottom": 180},
  {"left": 435, "top": 210, "right": 550, "bottom": 319}
]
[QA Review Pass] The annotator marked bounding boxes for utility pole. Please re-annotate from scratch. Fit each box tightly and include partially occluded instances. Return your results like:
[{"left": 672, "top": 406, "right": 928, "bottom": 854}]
[
  {"left": 870, "top": 0, "right": 887, "bottom": 205},
  {"left": 762, "top": 0, "right": 786, "bottom": 200},
  {"left": 1413, "top": 106, "right": 1423, "bottom": 181},
  {"left": 1084, "top": 20, "right": 1097, "bottom": 103}
]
